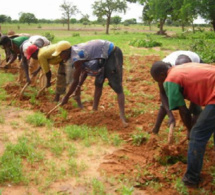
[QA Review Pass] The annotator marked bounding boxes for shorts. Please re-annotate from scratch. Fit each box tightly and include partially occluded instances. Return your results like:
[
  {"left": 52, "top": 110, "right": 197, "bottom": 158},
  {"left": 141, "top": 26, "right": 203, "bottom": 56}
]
[{"left": 95, "top": 46, "right": 123, "bottom": 94}]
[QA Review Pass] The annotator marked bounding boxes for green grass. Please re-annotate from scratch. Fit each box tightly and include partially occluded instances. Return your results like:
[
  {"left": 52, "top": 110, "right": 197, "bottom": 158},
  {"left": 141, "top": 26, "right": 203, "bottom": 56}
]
[
  {"left": 25, "top": 112, "right": 52, "bottom": 127},
  {"left": 0, "top": 72, "right": 15, "bottom": 101}
]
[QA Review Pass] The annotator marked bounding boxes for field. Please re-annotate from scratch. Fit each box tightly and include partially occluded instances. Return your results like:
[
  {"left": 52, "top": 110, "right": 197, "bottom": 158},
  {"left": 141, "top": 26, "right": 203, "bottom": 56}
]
[{"left": 0, "top": 24, "right": 214, "bottom": 195}]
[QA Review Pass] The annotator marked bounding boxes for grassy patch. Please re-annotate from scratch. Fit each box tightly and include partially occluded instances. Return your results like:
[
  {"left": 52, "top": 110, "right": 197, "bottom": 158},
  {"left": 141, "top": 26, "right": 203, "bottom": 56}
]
[{"left": 25, "top": 112, "right": 52, "bottom": 127}]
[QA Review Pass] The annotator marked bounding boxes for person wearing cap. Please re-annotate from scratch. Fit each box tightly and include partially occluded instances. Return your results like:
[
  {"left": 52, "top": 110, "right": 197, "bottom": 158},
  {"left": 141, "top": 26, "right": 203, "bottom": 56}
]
[
  {"left": 0, "top": 35, "right": 29, "bottom": 70},
  {"left": 26, "top": 41, "right": 82, "bottom": 106},
  {"left": 52, "top": 39, "right": 127, "bottom": 127},
  {"left": 152, "top": 51, "right": 203, "bottom": 135},
  {"left": 20, "top": 35, "right": 51, "bottom": 84}
]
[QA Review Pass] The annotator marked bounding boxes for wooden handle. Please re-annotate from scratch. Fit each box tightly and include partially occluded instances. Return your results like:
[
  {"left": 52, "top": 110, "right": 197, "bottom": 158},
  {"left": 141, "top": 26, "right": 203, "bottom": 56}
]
[
  {"left": 168, "top": 123, "right": 174, "bottom": 144},
  {"left": 46, "top": 103, "right": 62, "bottom": 118}
]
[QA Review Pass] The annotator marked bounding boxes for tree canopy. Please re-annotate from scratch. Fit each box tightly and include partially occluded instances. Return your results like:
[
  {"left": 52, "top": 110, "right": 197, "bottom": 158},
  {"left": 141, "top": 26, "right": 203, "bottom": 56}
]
[
  {"left": 92, "top": 0, "right": 127, "bottom": 34},
  {"left": 19, "top": 13, "right": 37, "bottom": 25},
  {"left": 60, "top": 0, "right": 79, "bottom": 30}
]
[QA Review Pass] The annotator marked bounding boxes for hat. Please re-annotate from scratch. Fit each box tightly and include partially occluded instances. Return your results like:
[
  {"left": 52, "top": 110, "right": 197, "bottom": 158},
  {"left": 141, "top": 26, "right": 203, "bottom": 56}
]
[
  {"left": 0, "top": 35, "right": 11, "bottom": 45},
  {"left": 26, "top": 45, "right": 38, "bottom": 60},
  {"left": 52, "top": 41, "right": 71, "bottom": 56}
]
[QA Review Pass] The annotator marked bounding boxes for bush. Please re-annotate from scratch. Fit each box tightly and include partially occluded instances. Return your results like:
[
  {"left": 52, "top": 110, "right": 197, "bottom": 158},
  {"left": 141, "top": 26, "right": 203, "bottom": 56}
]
[
  {"left": 129, "top": 38, "right": 162, "bottom": 48},
  {"left": 42, "top": 32, "right": 55, "bottom": 42},
  {"left": 190, "top": 39, "right": 215, "bottom": 63},
  {"left": 72, "top": 33, "right": 80, "bottom": 37}
]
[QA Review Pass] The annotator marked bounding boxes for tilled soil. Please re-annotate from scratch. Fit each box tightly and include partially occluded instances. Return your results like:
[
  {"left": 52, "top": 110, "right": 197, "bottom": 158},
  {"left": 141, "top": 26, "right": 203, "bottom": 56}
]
[{"left": 1, "top": 55, "right": 215, "bottom": 194}]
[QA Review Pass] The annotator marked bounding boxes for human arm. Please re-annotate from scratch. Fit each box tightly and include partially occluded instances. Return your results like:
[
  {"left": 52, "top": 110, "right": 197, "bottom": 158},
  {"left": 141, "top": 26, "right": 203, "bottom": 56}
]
[
  {"left": 20, "top": 45, "right": 31, "bottom": 83},
  {"left": 5, "top": 50, "right": 17, "bottom": 67},
  {"left": 178, "top": 105, "right": 193, "bottom": 139},
  {"left": 61, "top": 61, "right": 82, "bottom": 105},
  {"left": 189, "top": 102, "right": 202, "bottom": 126},
  {"left": 158, "top": 82, "right": 175, "bottom": 126},
  {"left": 38, "top": 55, "right": 51, "bottom": 87}
]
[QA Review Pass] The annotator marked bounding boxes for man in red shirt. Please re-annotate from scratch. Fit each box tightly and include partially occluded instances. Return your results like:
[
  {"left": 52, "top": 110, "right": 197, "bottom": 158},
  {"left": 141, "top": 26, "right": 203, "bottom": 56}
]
[{"left": 150, "top": 62, "right": 215, "bottom": 188}]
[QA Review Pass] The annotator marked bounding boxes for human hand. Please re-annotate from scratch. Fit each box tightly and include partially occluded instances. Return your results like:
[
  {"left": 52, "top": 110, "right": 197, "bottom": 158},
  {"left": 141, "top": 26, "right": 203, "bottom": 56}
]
[
  {"left": 168, "top": 116, "right": 176, "bottom": 127},
  {"left": 61, "top": 95, "right": 69, "bottom": 105}
]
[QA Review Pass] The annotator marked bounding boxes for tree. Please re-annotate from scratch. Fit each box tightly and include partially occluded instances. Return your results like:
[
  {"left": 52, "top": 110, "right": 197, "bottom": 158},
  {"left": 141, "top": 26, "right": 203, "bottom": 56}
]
[
  {"left": 0, "top": 15, "right": 11, "bottom": 23},
  {"left": 199, "top": 0, "right": 215, "bottom": 31},
  {"left": 79, "top": 14, "right": 90, "bottom": 26},
  {"left": 111, "top": 16, "right": 122, "bottom": 28},
  {"left": 60, "top": 0, "right": 79, "bottom": 30},
  {"left": 19, "top": 12, "right": 37, "bottom": 25},
  {"left": 142, "top": 3, "right": 153, "bottom": 30},
  {"left": 92, "top": 0, "right": 127, "bottom": 34},
  {"left": 172, "top": 0, "right": 199, "bottom": 32}
]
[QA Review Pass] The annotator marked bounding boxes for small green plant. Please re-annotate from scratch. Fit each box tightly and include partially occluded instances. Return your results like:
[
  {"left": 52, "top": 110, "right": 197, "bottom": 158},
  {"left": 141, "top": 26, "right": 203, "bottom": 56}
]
[
  {"left": 58, "top": 107, "right": 68, "bottom": 120},
  {"left": 25, "top": 112, "right": 52, "bottom": 127},
  {"left": 118, "top": 185, "right": 134, "bottom": 195},
  {"left": 68, "top": 157, "right": 79, "bottom": 176},
  {"left": 0, "top": 152, "right": 23, "bottom": 184},
  {"left": 111, "top": 134, "right": 123, "bottom": 146},
  {"left": 91, "top": 178, "right": 106, "bottom": 195},
  {"left": 131, "top": 130, "right": 150, "bottom": 146},
  {"left": 37, "top": 24, "right": 42, "bottom": 28},
  {"left": 174, "top": 178, "right": 189, "bottom": 195},
  {"left": 72, "top": 32, "right": 80, "bottom": 37}
]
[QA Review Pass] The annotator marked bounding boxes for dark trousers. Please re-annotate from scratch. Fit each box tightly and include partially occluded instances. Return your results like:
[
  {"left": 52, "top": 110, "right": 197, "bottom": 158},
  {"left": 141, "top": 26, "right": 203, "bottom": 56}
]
[{"left": 184, "top": 104, "right": 215, "bottom": 183}]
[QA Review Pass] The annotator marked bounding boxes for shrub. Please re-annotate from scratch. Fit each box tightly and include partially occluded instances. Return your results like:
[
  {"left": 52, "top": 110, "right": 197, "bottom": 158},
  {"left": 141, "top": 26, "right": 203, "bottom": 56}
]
[
  {"left": 42, "top": 32, "right": 55, "bottom": 42},
  {"left": 129, "top": 38, "right": 162, "bottom": 48},
  {"left": 72, "top": 33, "right": 80, "bottom": 37}
]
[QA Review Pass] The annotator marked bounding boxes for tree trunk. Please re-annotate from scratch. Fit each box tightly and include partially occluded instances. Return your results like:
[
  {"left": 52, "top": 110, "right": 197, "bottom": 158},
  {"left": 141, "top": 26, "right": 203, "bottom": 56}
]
[
  {"left": 212, "top": 20, "right": 215, "bottom": 31},
  {"left": 106, "top": 16, "right": 111, "bottom": 34},
  {"left": 67, "top": 18, "right": 70, "bottom": 31},
  {"left": 191, "top": 20, "right": 195, "bottom": 33},
  {"left": 181, "top": 23, "right": 185, "bottom": 32},
  {"left": 157, "top": 18, "right": 166, "bottom": 35}
]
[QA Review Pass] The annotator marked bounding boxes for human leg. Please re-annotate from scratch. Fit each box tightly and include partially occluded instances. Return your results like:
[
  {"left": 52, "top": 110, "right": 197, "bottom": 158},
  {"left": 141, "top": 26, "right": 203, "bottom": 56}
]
[
  {"left": 183, "top": 104, "right": 215, "bottom": 187},
  {"left": 105, "top": 47, "right": 127, "bottom": 126},
  {"left": 55, "top": 63, "right": 66, "bottom": 102}
]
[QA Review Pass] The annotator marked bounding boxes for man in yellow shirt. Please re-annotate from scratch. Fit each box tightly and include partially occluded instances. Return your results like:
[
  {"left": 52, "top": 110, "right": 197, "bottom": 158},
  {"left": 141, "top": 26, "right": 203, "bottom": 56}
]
[{"left": 26, "top": 41, "right": 81, "bottom": 107}]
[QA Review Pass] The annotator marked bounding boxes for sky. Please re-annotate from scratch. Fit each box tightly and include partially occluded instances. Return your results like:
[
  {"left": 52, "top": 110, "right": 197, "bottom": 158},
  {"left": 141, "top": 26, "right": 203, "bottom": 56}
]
[
  {"left": 0, "top": 0, "right": 143, "bottom": 22},
  {"left": 0, "top": 0, "right": 206, "bottom": 24}
]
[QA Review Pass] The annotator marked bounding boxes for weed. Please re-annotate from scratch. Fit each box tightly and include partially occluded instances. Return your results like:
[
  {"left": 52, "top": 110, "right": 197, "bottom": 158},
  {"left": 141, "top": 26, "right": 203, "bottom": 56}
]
[
  {"left": 0, "top": 151, "right": 23, "bottom": 184},
  {"left": 91, "top": 178, "right": 106, "bottom": 195},
  {"left": 118, "top": 185, "right": 134, "bottom": 195},
  {"left": 25, "top": 112, "right": 52, "bottom": 127},
  {"left": 64, "top": 125, "right": 111, "bottom": 146},
  {"left": 174, "top": 178, "right": 189, "bottom": 195},
  {"left": 131, "top": 130, "right": 150, "bottom": 146},
  {"left": 6, "top": 136, "right": 44, "bottom": 164},
  {"left": 111, "top": 134, "right": 123, "bottom": 146},
  {"left": 68, "top": 157, "right": 79, "bottom": 176},
  {"left": 58, "top": 107, "right": 68, "bottom": 120}
]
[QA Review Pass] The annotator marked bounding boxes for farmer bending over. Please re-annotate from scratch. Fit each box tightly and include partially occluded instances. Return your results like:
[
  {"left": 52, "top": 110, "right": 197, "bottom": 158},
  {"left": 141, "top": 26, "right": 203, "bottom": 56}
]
[
  {"left": 152, "top": 51, "right": 203, "bottom": 134},
  {"left": 52, "top": 39, "right": 127, "bottom": 127},
  {"left": 21, "top": 35, "right": 51, "bottom": 84},
  {"left": 0, "top": 35, "right": 29, "bottom": 82},
  {"left": 151, "top": 62, "right": 215, "bottom": 188},
  {"left": 25, "top": 41, "right": 82, "bottom": 107}
]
